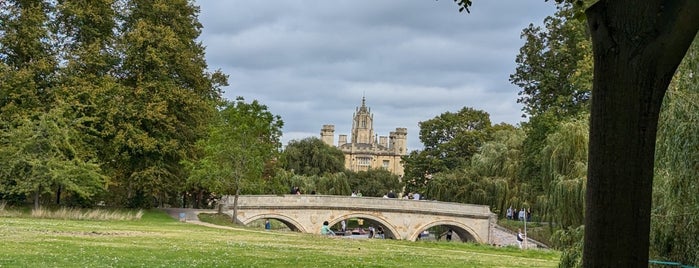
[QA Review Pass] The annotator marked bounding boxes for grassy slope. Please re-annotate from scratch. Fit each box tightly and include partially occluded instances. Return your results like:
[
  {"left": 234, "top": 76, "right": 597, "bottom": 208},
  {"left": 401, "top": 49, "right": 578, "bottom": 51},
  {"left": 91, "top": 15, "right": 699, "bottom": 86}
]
[{"left": 0, "top": 210, "right": 560, "bottom": 267}]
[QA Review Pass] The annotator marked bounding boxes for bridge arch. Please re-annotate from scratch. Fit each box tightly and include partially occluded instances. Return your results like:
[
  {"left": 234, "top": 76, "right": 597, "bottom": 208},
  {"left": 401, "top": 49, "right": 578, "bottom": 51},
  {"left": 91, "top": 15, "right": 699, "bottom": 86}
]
[
  {"left": 239, "top": 213, "right": 308, "bottom": 233},
  {"left": 329, "top": 212, "right": 400, "bottom": 239},
  {"left": 409, "top": 219, "right": 482, "bottom": 243}
]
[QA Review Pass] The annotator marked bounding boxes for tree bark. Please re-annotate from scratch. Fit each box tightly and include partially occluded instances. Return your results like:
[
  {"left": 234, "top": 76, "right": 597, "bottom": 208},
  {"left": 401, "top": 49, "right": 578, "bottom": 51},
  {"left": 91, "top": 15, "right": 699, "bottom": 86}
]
[
  {"left": 232, "top": 187, "right": 240, "bottom": 224},
  {"left": 583, "top": 1, "right": 698, "bottom": 267}
]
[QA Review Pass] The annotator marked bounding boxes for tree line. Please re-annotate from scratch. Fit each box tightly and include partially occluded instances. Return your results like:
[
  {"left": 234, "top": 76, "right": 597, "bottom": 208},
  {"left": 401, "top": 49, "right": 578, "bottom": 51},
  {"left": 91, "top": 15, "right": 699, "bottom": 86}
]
[{"left": 1, "top": 0, "right": 697, "bottom": 266}]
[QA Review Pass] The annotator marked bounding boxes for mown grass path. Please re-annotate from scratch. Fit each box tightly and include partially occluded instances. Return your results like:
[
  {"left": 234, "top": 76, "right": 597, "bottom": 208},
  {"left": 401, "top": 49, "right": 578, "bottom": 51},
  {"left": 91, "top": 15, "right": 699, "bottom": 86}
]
[{"left": 0, "top": 210, "right": 559, "bottom": 267}]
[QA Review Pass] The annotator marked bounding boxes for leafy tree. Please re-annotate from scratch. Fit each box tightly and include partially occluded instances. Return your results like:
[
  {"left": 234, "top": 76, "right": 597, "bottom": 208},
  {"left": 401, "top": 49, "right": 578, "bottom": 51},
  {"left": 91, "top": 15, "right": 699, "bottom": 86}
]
[
  {"left": 402, "top": 107, "right": 492, "bottom": 193},
  {"left": 454, "top": 0, "right": 699, "bottom": 265},
  {"left": 650, "top": 34, "right": 699, "bottom": 265},
  {"left": 52, "top": 0, "right": 121, "bottom": 206},
  {"left": 0, "top": 0, "right": 56, "bottom": 123},
  {"left": 0, "top": 109, "right": 106, "bottom": 209},
  {"left": 345, "top": 169, "right": 402, "bottom": 197},
  {"left": 315, "top": 172, "right": 352, "bottom": 195},
  {"left": 111, "top": 0, "right": 225, "bottom": 207},
  {"left": 510, "top": 2, "right": 592, "bottom": 119},
  {"left": 280, "top": 137, "right": 345, "bottom": 176},
  {"left": 185, "top": 97, "right": 283, "bottom": 221},
  {"left": 511, "top": 2, "right": 592, "bottom": 204}
]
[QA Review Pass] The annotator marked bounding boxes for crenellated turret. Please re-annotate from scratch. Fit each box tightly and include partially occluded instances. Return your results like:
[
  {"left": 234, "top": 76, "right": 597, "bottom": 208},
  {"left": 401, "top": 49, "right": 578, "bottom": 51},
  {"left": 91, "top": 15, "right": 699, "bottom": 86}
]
[{"left": 320, "top": 125, "right": 335, "bottom": 146}]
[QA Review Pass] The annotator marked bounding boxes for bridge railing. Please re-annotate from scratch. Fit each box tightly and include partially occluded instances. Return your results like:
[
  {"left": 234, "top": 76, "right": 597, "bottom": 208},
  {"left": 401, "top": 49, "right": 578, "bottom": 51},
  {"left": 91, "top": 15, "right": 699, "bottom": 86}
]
[{"left": 223, "top": 195, "right": 495, "bottom": 219}]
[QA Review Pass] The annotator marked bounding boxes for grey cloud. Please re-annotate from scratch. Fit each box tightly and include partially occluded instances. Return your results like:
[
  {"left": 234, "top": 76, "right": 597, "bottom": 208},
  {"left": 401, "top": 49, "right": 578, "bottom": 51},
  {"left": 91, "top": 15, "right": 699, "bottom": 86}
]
[{"left": 196, "top": 0, "right": 557, "bottom": 150}]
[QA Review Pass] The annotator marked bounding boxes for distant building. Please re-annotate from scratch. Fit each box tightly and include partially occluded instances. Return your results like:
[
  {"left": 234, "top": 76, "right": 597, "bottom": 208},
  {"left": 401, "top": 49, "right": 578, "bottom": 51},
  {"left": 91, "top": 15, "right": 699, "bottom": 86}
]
[{"left": 320, "top": 97, "right": 407, "bottom": 176}]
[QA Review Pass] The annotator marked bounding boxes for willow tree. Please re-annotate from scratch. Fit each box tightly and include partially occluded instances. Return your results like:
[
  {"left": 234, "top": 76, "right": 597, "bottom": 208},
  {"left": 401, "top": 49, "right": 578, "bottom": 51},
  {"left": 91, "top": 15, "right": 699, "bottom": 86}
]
[
  {"left": 281, "top": 137, "right": 345, "bottom": 176},
  {"left": 650, "top": 35, "right": 699, "bottom": 265},
  {"left": 539, "top": 116, "right": 588, "bottom": 229}
]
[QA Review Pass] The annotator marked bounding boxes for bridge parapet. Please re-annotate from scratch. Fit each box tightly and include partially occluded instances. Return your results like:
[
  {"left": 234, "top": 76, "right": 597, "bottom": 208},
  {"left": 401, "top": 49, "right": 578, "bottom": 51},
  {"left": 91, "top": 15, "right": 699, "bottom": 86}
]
[{"left": 226, "top": 195, "right": 492, "bottom": 217}]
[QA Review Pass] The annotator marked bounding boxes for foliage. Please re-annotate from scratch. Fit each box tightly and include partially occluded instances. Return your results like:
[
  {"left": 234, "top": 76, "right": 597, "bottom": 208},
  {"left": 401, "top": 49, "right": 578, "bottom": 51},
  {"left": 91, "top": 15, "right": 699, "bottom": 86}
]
[
  {"left": 650, "top": 34, "right": 699, "bottom": 266},
  {"left": 0, "top": 210, "right": 562, "bottom": 267},
  {"left": 510, "top": 2, "right": 592, "bottom": 119},
  {"left": 345, "top": 169, "right": 402, "bottom": 197},
  {"left": 539, "top": 116, "right": 588, "bottom": 229},
  {"left": 403, "top": 107, "right": 493, "bottom": 194},
  {"left": 107, "top": 0, "right": 225, "bottom": 208},
  {"left": 551, "top": 225, "right": 584, "bottom": 268},
  {"left": 0, "top": 0, "right": 56, "bottom": 124},
  {"left": 280, "top": 137, "right": 345, "bottom": 176},
  {"left": 185, "top": 97, "right": 283, "bottom": 201},
  {"left": 0, "top": 109, "right": 107, "bottom": 209}
]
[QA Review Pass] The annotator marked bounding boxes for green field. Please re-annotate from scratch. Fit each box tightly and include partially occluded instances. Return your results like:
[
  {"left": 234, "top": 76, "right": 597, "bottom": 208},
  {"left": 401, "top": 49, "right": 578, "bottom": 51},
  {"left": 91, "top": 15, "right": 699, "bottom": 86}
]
[{"left": 0, "top": 210, "right": 560, "bottom": 267}]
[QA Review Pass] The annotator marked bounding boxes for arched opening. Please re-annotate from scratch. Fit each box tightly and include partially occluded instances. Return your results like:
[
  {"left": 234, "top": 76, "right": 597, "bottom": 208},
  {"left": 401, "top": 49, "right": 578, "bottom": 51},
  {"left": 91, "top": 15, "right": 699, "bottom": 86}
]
[
  {"left": 328, "top": 213, "right": 397, "bottom": 239},
  {"left": 242, "top": 214, "right": 306, "bottom": 233},
  {"left": 411, "top": 221, "right": 480, "bottom": 243}
]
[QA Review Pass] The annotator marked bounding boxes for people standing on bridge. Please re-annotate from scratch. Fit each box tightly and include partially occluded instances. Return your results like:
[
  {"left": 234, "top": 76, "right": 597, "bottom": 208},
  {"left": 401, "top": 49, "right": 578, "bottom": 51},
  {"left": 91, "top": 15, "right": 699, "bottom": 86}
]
[
  {"left": 517, "top": 228, "right": 525, "bottom": 249},
  {"left": 321, "top": 221, "right": 335, "bottom": 236},
  {"left": 412, "top": 192, "right": 420, "bottom": 200},
  {"left": 387, "top": 190, "right": 396, "bottom": 198}
]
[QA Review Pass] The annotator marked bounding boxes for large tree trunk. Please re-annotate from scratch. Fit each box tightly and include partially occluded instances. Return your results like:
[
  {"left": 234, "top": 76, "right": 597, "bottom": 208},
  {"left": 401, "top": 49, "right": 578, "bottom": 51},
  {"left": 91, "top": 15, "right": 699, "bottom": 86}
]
[{"left": 583, "top": 1, "right": 698, "bottom": 267}]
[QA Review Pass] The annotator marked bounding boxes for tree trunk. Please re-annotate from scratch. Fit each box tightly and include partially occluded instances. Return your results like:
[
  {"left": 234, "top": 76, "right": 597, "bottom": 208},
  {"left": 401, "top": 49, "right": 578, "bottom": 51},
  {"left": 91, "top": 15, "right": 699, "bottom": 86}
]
[
  {"left": 56, "top": 185, "right": 61, "bottom": 205},
  {"left": 583, "top": 1, "right": 698, "bottom": 267},
  {"left": 34, "top": 190, "right": 40, "bottom": 210},
  {"left": 232, "top": 187, "right": 240, "bottom": 224}
]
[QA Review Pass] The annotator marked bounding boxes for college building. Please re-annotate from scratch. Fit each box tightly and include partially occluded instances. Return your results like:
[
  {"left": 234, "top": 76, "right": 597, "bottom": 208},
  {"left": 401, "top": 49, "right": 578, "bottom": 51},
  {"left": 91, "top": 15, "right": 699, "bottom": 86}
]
[{"left": 320, "top": 97, "right": 407, "bottom": 176}]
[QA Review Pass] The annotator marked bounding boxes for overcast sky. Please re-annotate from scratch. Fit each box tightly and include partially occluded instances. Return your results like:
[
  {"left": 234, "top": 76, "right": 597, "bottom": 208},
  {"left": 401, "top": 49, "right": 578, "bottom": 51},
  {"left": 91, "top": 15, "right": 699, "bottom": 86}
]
[{"left": 196, "top": 1, "right": 557, "bottom": 151}]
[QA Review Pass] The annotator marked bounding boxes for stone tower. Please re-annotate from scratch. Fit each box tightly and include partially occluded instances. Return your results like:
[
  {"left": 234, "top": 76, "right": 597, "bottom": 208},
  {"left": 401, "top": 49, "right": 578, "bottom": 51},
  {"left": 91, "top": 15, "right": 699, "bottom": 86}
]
[
  {"left": 320, "top": 97, "right": 407, "bottom": 176},
  {"left": 320, "top": 125, "right": 335, "bottom": 146},
  {"left": 351, "top": 97, "right": 374, "bottom": 144},
  {"left": 389, "top": 128, "right": 408, "bottom": 155}
]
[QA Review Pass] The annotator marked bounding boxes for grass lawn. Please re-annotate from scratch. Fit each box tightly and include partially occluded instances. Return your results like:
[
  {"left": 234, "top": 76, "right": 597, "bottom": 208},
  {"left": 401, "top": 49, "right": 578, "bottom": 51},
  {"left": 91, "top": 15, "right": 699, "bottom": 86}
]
[{"left": 0, "top": 210, "right": 560, "bottom": 267}]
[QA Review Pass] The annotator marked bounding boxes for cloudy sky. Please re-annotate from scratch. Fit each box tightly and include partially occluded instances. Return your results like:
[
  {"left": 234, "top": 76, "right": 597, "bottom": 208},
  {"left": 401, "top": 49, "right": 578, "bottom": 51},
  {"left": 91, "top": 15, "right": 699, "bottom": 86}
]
[{"left": 196, "top": 1, "right": 557, "bottom": 151}]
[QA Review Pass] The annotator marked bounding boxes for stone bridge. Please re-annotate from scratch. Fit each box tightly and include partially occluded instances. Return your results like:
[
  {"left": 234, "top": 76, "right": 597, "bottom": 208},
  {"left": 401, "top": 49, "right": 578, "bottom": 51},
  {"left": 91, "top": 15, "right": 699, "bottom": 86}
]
[{"left": 222, "top": 195, "right": 497, "bottom": 243}]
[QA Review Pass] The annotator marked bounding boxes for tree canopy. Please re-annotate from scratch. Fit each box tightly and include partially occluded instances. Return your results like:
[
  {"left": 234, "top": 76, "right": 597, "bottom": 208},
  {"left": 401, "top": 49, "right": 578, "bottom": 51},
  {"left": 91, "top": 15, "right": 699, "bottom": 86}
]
[{"left": 280, "top": 137, "right": 345, "bottom": 176}]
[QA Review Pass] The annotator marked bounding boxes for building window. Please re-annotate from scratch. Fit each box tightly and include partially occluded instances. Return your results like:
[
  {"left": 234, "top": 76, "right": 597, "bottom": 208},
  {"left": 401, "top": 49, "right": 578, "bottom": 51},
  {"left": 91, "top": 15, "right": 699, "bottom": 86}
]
[
  {"left": 382, "top": 160, "right": 389, "bottom": 169},
  {"left": 358, "top": 157, "right": 371, "bottom": 166}
]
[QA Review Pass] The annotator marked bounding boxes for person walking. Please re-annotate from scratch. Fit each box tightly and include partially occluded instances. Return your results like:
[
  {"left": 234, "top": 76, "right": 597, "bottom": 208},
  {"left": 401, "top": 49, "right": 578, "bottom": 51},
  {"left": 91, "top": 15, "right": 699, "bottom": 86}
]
[
  {"left": 517, "top": 228, "right": 525, "bottom": 249},
  {"left": 265, "top": 219, "right": 271, "bottom": 230}
]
